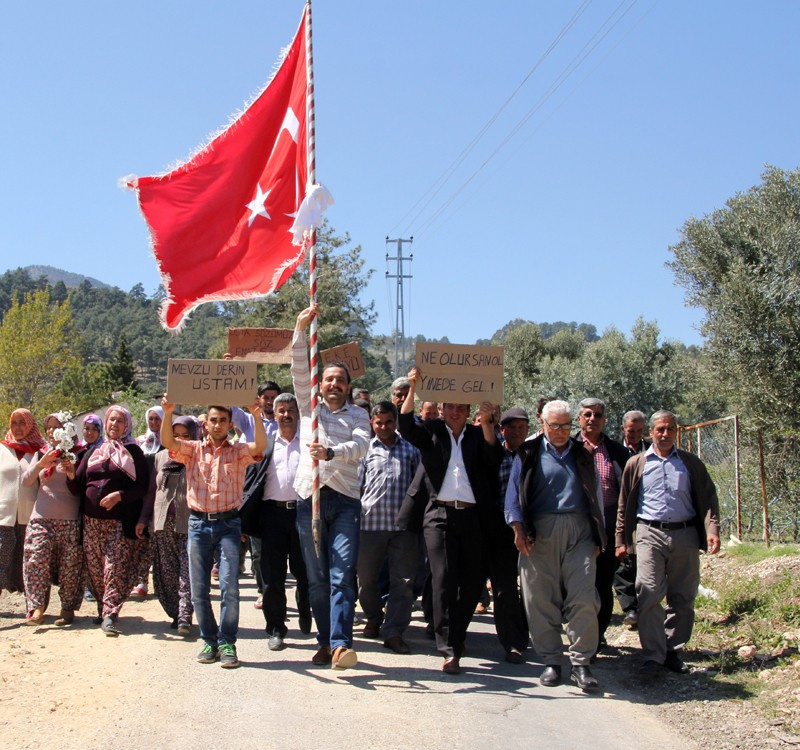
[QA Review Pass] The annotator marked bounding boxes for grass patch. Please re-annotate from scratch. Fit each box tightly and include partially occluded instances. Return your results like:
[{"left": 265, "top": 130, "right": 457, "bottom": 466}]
[
  {"left": 725, "top": 542, "right": 800, "bottom": 563},
  {"left": 692, "top": 547, "right": 800, "bottom": 723}
]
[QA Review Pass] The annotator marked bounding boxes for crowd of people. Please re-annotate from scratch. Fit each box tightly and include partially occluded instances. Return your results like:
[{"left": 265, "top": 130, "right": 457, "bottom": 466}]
[{"left": 0, "top": 306, "right": 721, "bottom": 688}]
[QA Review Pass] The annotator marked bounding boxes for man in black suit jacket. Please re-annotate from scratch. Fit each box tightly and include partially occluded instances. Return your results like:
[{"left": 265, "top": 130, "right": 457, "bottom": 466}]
[
  {"left": 396, "top": 367, "right": 503, "bottom": 675},
  {"left": 615, "top": 410, "right": 651, "bottom": 627},
  {"left": 241, "top": 394, "right": 311, "bottom": 651}
]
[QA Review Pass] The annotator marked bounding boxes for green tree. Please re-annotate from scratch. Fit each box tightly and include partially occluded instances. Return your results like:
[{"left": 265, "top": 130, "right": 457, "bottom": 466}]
[
  {"left": 0, "top": 289, "right": 84, "bottom": 418},
  {"left": 105, "top": 332, "right": 139, "bottom": 392},
  {"left": 669, "top": 165, "right": 800, "bottom": 431},
  {"left": 221, "top": 223, "right": 389, "bottom": 390}
]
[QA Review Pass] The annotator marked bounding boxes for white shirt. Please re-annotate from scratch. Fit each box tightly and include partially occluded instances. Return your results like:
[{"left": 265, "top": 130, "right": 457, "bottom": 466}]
[
  {"left": 437, "top": 425, "right": 476, "bottom": 505},
  {"left": 263, "top": 434, "right": 301, "bottom": 503}
]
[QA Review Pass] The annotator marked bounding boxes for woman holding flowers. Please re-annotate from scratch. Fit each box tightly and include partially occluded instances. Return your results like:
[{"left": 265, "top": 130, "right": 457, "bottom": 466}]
[
  {"left": 0, "top": 409, "right": 46, "bottom": 596},
  {"left": 21, "top": 413, "right": 83, "bottom": 626},
  {"left": 68, "top": 406, "right": 149, "bottom": 636}
]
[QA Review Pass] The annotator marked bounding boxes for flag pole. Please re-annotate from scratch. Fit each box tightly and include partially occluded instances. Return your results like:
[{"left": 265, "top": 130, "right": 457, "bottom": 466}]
[{"left": 305, "top": 0, "right": 322, "bottom": 558}]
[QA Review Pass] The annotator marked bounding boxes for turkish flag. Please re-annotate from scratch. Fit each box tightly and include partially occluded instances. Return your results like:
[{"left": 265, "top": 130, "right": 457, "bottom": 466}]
[{"left": 126, "top": 8, "right": 310, "bottom": 331}]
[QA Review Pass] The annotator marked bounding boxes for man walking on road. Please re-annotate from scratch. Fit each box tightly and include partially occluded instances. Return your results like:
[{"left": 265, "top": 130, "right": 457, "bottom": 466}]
[
  {"left": 241, "top": 393, "right": 311, "bottom": 651},
  {"left": 161, "top": 398, "right": 265, "bottom": 669},
  {"left": 505, "top": 400, "right": 605, "bottom": 691},
  {"left": 357, "top": 401, "right": 421, "bottom": 655},
  {"left": 291, "top": 305, "right": 371, "bottom": 670},
  {"left": 397, "top": 367, "right": 503, "bottom": 675},
  {"left": 616, "top": 410, "right": 720, "bottom": 676}
]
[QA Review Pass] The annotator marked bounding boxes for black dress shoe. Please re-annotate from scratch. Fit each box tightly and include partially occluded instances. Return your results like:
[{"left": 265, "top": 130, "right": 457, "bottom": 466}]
[
  {"left": 665, "top": 650, "right": 690, "bottom": 674},
  {"left": 570, "top": 666, "right": 599, "bottom": 692},
  {"left": 505, "top": 648, "right": 523, "bottom": 664},
  {"left": 540, "top": 665, "right": 562, "bottom": 686},
  {"left": 638, "top": 659, "right": 664, "bottom": 677}
]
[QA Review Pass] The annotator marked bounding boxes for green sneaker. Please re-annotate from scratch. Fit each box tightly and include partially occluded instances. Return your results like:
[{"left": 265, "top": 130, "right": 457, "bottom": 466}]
[
  {"left": 219, "top": 642, "right": 240, "bottom": 669},
  {"left": 197, "top": 642, "right": 219, "bottom": 664}
]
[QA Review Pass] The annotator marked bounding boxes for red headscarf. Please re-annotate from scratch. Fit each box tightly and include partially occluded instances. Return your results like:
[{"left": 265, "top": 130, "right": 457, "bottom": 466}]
[{"left": 2, "top": 408, "right": 47, "bottom": 457}]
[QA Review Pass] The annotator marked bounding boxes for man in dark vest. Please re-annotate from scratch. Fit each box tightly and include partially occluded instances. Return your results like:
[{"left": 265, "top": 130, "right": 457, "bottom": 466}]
[{"left": 505, "top": 399, "right": 605, "bottom": 691}]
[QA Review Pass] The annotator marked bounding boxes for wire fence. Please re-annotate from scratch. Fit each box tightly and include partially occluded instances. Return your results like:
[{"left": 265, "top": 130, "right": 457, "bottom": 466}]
[{"left": 678, "top": 416, "right": 800, "bottom": 543}]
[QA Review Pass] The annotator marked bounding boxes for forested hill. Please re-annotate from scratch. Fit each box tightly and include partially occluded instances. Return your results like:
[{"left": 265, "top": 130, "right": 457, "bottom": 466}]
[{"left": 22, "top": 265, "right": 110, "bottom": 290}]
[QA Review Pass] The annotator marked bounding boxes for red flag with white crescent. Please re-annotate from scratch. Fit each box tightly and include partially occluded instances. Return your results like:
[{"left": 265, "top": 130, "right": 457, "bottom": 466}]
[{"left": 125, "top": 7, "right": 329, "bottom": 331}]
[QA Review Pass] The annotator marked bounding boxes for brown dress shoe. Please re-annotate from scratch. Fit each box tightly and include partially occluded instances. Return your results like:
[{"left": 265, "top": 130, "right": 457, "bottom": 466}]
[
  {"left": 442, "top": 657, "right": 461, "bottom": 675},
  {"left": 311, "top": 645, "right": 332, "bottom": 665},
  {"left": 383, "top": 636, "right": 411, "bottom": 654},
  {"left": 332, "top": 646, "right": 357, "bottom": 670},
  {"left": 54, "top": 610, "right": 74, "bottom": 627}
]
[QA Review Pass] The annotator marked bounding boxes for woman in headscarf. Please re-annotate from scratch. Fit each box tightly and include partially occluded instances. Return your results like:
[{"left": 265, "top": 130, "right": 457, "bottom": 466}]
[
  {"left": 137, "top": 406, "right": 164, "bottom": 456},
  {"left": 130, "top": 405, "right": 165, "bottom": 598},
  {"left": 77, "top": 414, "right": 104, "bottom": 452},
  {"left": 21, "top": 413, "right": 83, "bottom": 625},
  {"left": 137, "top": 415, "right": 197, "bottom": 635},
  {"left": 0, "top": 409, "right": 46, "bottom": 597},
  {"left": 67, "top": 405, "right": 149, "bottom": 636}
]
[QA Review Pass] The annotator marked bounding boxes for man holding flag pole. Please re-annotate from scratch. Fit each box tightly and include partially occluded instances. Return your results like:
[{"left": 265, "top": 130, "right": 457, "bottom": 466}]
[
  {"left": 291, "top": 305, "right": 371, "bottom": 669},
  {"left": 124, "top": 1, "right": 333, "bottom": 606}
]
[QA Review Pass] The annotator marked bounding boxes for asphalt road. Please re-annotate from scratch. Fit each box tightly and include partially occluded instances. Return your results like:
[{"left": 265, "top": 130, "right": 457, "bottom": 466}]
[{"left": 0, "top": 571, "right": 696, "bottom": 750}]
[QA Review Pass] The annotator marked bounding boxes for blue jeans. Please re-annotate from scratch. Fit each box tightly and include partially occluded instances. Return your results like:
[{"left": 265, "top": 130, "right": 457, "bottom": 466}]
[
  {"left": 296, "top": 490, "right": 360, "bottom": 650},
  {"left": 187, "top": 515, "right": 241, "bottom": 646}
]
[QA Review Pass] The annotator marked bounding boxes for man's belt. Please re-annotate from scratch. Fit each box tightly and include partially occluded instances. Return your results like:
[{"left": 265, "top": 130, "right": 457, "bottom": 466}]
[
  {"left": 265, "top": 499, "right": 297, "bottom": 509},
  {"left": 434, "top": 500, "right": 476, "bottom": 510},
  {"left": 190, "top": 509, "right": 239, "bottom": 521},
  {"left": 637, "top": 517, "right": 695, "bottom": 531}
]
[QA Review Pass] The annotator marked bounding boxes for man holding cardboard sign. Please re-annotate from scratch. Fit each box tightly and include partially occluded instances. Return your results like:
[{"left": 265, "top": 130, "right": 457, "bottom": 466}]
[
  {"left": 396, "top": 366, "right": 503, "bottom": 675},
  {"left": 160, "top": 397, "right": 266, "bottom": 669}
]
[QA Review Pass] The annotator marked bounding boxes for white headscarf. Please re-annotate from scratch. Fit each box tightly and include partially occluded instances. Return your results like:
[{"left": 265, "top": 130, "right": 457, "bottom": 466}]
[{"left": 139, "top": 405, "right": 164, "bottom": 455}]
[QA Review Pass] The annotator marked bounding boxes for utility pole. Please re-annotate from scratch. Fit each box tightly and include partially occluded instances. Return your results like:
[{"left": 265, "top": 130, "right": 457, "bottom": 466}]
[{"left": 385, "top": 236, "right": 413, "bottom": 378}]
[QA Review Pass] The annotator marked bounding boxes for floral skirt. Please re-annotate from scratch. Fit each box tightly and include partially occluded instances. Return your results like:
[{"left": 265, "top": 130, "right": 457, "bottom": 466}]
[
  {"left": 82, "top": 516, "right": 135, "bottom": 618},
  {"left": 152, "top": 515, "right": 193, "bottom": 623},
  {"left": 23, "top": 518, "right": 84, "bottom": 614}
]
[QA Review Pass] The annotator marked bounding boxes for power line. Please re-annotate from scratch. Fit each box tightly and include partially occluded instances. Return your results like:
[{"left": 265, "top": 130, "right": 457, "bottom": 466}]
[
  {"left": 388, "top": 0, "right": 593, "bottom": 238},
  {"left": 405, "top": 0, "right": 642, "bottom": 240}
]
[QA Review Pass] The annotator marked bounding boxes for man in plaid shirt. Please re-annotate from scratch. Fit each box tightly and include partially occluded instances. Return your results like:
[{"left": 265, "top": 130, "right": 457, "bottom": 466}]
[
  {"left": 357, "top": 401, "right": 421, "bottom": 655},
  {"left": 573, "top": 397, "right": 630, "bottom": 655},
  {"left": 161, "top": 397, "right": 266, "bottom": 669}
]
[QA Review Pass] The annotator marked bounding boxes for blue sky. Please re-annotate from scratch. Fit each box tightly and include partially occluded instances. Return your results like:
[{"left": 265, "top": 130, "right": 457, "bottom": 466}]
[{"left": 2, "top": 1, "right": 798, "bottom": 348}]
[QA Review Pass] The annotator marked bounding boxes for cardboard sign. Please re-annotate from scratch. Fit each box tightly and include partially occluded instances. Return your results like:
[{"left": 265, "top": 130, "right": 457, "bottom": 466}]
[
  {"left": 226, "top": 327, "right": 293, "bottom": 363},
  {"left": 414, "top": 343, "right": 504, "bottom": 404},
  {"left": 166, "top": 359, "right": 259, "bottom": 406},
  {"left": 320, "top": 341, "right": 366, "bottom": 380}
]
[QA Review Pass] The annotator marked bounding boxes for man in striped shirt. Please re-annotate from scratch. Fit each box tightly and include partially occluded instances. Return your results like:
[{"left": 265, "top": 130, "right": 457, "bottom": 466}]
[
  {"left": 292, "top": 305, "right": 372, "bottom": 670},
  {"left": 357, "top": 401, "right": 421, "bottom": 655},
  {"left": 160, "top": 398, "right": 266, "bottom": 669}
]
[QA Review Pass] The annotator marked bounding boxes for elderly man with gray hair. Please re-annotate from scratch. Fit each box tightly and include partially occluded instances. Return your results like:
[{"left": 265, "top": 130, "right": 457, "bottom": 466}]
[
  {"left": 505, "top": 399, "right": 605, "bottom": 691},
  {"left": 616, "top": 410, "right": 720, "bottom": 676},
  {"left": 390, "top": 377, "right": 411, "bottom": 408}
]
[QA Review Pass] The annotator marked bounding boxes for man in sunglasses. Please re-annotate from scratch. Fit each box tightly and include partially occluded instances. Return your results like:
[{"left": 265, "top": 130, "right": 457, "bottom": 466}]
[
  {"left": 573, "top": 398, "right": 631, "bottom": 655},
  {"left": 504, "top": 400, "right": 606, "bottom": 691}
]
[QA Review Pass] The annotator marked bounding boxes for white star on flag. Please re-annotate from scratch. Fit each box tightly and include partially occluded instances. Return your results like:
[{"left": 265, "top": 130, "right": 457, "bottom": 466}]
[{"left": 246, "top": 184, "right": 271, "bottom": 226}]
